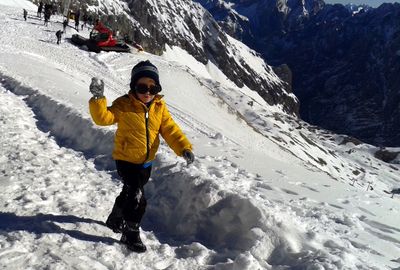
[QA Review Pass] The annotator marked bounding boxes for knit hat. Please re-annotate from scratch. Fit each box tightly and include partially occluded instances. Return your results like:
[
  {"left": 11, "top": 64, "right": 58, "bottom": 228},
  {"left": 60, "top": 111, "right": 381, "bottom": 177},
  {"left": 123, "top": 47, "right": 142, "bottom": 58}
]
[{"left": 130, "top": 60, "right": 161, "bottom": 91}]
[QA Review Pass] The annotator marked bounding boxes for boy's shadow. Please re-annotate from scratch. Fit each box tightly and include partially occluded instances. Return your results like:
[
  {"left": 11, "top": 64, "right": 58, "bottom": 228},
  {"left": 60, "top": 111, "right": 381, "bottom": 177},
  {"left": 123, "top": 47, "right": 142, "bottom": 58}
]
[{"left": 0, "top": 212, "right": 118, "bottom": 245}]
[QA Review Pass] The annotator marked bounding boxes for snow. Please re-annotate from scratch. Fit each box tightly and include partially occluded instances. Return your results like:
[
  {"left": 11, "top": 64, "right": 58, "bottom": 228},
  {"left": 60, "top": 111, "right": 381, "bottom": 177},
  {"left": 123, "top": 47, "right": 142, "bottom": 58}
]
[
  {"left": 164, "top": 45, "right": 212, "bottom": 81},
  {"left": 1, "top": 1, "right": 400, "bottom": 269},
  {"left": 0, "top": 0, "right": 36, "bottom": 9},
  {"left": 224, "top": 34, "right": 286, "bottom": 92}
]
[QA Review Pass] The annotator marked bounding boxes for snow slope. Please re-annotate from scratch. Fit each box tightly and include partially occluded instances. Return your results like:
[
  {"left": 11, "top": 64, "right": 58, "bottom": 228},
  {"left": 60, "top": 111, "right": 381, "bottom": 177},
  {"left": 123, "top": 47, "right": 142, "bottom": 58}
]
[{"left": 0, "top": 2, "right": 399, "bottom": 269}]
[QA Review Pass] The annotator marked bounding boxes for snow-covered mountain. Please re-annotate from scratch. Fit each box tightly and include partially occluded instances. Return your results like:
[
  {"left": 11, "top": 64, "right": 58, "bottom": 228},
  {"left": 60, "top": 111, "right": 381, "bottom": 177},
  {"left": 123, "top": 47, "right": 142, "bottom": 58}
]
[
  {"left": 0, "top": 1, "right": 400, "bottom": 269},
  {"left": 55, "top": 0, "right": 299, "bottom": 115},
  {"left": 345, "top": 3, "right": 372, "bottom": 13},
  {"left": 194, "top": 0, "right": 325, "bottom": 47},
  {"left": 196, "top": 0, "right": 400, "bottom": 147}
]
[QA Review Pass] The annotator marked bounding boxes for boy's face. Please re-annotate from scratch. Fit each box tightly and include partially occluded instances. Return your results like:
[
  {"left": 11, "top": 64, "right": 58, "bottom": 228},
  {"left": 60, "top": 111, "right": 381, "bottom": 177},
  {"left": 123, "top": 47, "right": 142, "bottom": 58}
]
[{"left": 134, "top": 77, "right": 156, "bottom": 104}]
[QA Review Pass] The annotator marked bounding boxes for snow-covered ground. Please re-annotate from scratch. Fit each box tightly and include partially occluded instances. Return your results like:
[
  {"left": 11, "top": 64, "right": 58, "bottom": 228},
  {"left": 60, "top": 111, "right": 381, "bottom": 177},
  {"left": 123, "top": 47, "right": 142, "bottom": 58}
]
[{"left": 0, "top": 1, "right": 399, "bottom": 269}]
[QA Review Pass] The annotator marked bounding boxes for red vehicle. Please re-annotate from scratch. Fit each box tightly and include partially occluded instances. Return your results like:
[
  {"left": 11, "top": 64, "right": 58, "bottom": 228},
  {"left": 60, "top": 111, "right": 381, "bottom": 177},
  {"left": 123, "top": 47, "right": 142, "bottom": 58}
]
[
  {"left": 91, "top": 21, "right": 117, "bottom": 47},
  {"left": 71, "top": 21, "right": 130, "bottom": 53}
]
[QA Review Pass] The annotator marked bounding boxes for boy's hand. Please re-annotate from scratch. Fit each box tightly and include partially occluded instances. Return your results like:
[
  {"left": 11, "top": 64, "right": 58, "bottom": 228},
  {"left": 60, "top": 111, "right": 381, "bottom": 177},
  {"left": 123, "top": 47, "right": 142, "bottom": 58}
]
[
  {"left": 183, "top": 150, "right": 195, "bottom": 165},
  {"left": 89, "top": 77, "right": 104, "bottom": 98}
]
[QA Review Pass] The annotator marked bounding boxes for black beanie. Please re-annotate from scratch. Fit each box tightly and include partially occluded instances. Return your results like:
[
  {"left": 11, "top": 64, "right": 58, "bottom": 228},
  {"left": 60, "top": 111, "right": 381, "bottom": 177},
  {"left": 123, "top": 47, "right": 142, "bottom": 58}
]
[{"left": 130, "top": 60, "right": 161, "bottom": 91}]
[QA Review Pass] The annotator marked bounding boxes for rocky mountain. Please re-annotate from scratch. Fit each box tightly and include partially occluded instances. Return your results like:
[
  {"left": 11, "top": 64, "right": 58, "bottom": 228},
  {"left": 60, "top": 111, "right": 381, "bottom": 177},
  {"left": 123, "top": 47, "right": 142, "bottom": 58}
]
[
  {"left": 48, "top": 0, "right": 299, "bottom": 115},
  {"left": 195, "top": 0, "right": 326, "bottom": 54},
  {"left": 124, "top": 0, "right": 300, "bottom": 115},
  {"left": 195, "top": 0, "right": 400, "bottom": 147},
  {"left": 344, "top": 3, "right": 372, "bottom": 14}
]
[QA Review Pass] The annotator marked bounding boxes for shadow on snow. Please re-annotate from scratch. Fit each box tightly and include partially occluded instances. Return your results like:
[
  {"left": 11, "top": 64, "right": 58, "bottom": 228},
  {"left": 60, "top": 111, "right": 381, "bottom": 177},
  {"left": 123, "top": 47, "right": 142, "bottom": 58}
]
[{"left": 0, "top": 212, "right": 118, "bottom": 245}]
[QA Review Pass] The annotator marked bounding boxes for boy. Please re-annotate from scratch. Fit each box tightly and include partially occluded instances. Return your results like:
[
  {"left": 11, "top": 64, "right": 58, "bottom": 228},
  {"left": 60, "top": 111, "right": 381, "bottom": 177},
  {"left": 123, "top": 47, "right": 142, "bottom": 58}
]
[{"left": 88, "top": 60, "right": 194, "bottom": 252}]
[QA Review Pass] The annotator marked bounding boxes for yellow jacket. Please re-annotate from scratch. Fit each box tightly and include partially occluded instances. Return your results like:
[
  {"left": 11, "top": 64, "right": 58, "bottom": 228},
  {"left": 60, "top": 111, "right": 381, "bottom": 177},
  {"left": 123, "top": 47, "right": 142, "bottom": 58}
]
[{"left": 89, "top": 94, "right": 192, "bottom": 164}]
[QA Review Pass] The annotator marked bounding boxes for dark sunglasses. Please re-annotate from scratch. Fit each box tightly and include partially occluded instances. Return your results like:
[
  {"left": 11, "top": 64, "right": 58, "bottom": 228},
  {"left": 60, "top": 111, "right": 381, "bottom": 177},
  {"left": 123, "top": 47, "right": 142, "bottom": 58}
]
[{"left": 135, "top": 83, "right": 161, "bottom": 95}]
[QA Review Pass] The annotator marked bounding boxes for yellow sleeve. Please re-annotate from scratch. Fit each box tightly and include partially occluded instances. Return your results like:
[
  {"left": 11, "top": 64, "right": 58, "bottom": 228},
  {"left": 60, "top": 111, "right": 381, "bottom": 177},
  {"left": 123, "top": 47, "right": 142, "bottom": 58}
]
[
  {"left": 89, "top": 97, "right": 118, "bottom": 126},
  {"left": 160, "top": 105, "right": 192, "bottom": 156}
]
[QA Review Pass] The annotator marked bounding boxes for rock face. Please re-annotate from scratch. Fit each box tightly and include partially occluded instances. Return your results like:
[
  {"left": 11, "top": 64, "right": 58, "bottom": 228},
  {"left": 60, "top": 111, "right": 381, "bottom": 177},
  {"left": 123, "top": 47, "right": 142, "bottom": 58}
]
[
  {"left": 73, "top": 0, "right": 299, "bottom": 115},
  {"left": 195, "top": 0, "right": 326, "bottom": 56},
  {"left": 283, "top": 4, "right": 400, "bottom": 147},
  {"left": 196, "top": 0, "right": 400, "bottom": 147},
  {"left": 124, "top": 0, "right": 299, "bottom": 115}
]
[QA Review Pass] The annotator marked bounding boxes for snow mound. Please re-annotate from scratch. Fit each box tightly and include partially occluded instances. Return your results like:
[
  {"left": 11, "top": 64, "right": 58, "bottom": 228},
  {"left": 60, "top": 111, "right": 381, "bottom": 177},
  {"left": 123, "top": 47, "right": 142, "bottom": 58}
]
[{"left": 0, "top": 74, "right": 115, "bottom": 170}]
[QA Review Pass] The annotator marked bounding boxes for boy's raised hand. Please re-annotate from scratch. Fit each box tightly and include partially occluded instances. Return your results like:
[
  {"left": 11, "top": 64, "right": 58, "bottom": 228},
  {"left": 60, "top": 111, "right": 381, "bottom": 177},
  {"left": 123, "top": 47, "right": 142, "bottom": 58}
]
[{"left": 90, "top": 77, "right": 104, "bottom": 98}]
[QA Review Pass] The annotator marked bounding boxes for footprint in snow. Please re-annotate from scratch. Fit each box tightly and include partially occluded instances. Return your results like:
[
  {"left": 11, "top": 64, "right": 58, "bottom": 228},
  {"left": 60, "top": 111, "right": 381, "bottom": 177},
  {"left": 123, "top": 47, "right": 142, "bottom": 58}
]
[
  {"left": 254, "top": 182, "right": 273, "bottom": 191},
  {"left": 329, "top": 204, "right": 344, "bottom": 209},
  {"left": 207, "top": 167, "right": 224, "bottom": 178},
  {"left": 337, "top": 199, "right": 350, "bottom": 204},
  {"left": 281, "top": 189, "right": 299, "bottom": 195}
]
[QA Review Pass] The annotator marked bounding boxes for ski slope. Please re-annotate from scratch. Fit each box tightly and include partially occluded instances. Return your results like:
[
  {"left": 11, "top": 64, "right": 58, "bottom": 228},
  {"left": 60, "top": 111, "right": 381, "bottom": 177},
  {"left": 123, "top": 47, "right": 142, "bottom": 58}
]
[{"left": 0, "top": 2, "right": 399, "bottom": 269}]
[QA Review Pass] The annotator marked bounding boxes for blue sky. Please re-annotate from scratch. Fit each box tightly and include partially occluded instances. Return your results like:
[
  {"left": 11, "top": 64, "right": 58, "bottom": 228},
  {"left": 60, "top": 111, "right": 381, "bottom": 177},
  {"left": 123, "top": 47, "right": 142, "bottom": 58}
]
[{"left": 325, "top": 0, "right": 398, "bottom": 7}]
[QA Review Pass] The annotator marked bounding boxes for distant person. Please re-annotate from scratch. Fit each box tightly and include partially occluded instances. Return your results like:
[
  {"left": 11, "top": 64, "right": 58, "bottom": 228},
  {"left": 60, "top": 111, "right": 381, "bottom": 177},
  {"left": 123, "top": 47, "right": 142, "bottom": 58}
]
[
  {"left": 56, "top": 30, "right": 63, "bottom": 44},
  {"left": 88, "top": 60, "right": 194, "bottom": 253},
  {"left": 44, "top": 12, "right": 50, "bottom": 26},
  {"left": 94, "top": 19, "right": 103, "bottom": 28},
  {"left": 37, "top": 1, "right": 43, "bottom": 18},
  {"left": 81, "top": 12, "right": 88, "bottom": 30},
  {"left": 123, "top": 34, "right": 131, "bottom": 43},
  {"left": 75, "top": 9, "right": 80, "bottom": 31},
  {"left": 23, "top": 9, "right": 27, "bottom": 21},
  {"left": 62, "top": 19, "right": 68, "bottom": 32},
  {"left": 44, "top": 4, "right": 51, "bottom": 26}
]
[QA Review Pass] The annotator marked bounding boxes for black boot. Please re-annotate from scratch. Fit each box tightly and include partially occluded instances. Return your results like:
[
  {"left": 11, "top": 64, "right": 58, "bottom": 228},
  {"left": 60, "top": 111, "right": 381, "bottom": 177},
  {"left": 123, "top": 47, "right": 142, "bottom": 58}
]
[
  {"left": 120, "top": 222, "right": 147, "bottom": 253},
  {"left": 105, "top": 204, "right": 124, "bottom": 233}
]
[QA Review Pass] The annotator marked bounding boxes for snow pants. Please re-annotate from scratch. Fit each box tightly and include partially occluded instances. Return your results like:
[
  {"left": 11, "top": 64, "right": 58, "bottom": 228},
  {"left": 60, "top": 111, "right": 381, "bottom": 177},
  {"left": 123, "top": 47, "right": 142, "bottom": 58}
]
[{"left": 114, "top": 160, "right": 151, "bottom": 224}]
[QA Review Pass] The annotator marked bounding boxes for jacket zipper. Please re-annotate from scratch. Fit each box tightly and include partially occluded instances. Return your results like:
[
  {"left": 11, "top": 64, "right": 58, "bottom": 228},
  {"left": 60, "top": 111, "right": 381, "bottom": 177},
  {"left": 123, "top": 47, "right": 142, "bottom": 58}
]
[{"left": 144, "top": 109, "right": 150, "bottom": 163}]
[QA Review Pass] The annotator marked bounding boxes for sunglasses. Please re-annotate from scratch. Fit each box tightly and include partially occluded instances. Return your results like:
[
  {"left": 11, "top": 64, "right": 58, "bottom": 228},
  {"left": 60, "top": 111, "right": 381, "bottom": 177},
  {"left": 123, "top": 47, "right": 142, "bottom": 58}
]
[{"left": 135, "top": 84, "right": 161, "bottom": 95}]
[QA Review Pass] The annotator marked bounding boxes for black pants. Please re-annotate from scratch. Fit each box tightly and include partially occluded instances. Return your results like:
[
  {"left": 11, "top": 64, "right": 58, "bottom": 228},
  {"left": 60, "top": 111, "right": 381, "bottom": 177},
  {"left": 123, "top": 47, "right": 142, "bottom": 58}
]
[{"left": 114, "top": 160, "right": 151, "bottom": 224}]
